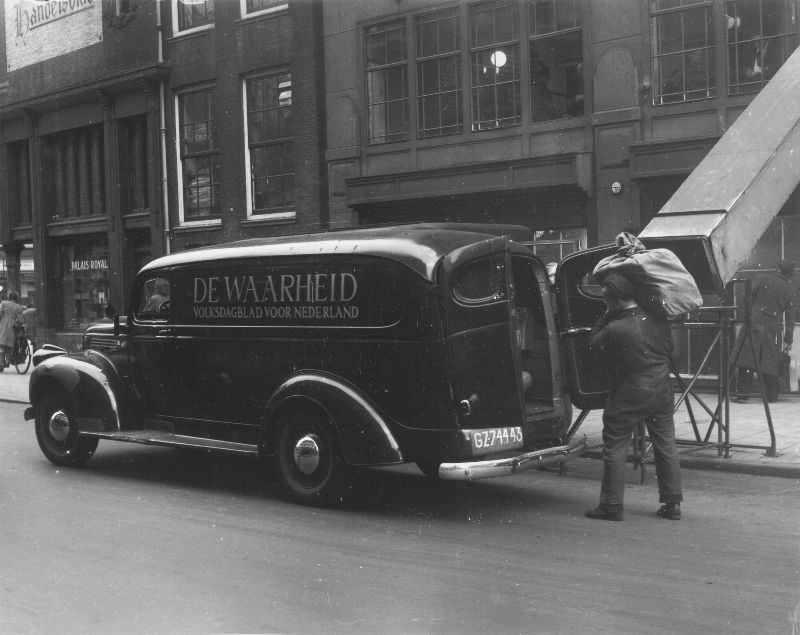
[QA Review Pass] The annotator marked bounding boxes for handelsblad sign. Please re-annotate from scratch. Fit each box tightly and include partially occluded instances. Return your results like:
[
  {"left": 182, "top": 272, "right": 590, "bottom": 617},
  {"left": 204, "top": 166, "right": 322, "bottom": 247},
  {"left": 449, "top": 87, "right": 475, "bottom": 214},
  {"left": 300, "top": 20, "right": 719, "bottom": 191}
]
[{"left": 5, "top": 0, "right": 102, "bottom": 72}]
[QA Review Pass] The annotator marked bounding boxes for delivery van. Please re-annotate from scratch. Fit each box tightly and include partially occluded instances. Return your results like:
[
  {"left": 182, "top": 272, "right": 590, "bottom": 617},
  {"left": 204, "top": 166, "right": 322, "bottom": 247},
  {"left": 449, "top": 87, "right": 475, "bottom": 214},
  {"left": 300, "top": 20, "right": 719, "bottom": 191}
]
[{"left": 25, "top": 224, "right": 621, "bottom": 505}]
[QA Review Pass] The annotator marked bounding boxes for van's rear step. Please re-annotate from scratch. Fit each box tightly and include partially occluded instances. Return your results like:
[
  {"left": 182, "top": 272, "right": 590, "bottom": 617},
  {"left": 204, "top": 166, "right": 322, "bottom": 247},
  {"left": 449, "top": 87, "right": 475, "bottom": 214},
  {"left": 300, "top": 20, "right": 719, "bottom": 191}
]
[
  {"left": 438, "top": 436, "right": 586, "bottom": 481},
  {"left": 81, "top": 430, "right": 259, "bottom": 456}
]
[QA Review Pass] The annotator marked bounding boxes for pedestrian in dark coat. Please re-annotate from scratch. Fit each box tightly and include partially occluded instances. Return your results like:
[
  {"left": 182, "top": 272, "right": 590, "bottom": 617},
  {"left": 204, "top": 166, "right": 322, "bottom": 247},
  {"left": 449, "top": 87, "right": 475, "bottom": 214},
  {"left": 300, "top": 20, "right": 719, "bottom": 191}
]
[
  {"left": 0, "top": 290, "right": 25, "bottom": 370},
  {"left": 584, "top": 272, "right": 683, "bottom": 522},
  {"left": 733, "top": 259, "right": 796, "bottom": 402}
]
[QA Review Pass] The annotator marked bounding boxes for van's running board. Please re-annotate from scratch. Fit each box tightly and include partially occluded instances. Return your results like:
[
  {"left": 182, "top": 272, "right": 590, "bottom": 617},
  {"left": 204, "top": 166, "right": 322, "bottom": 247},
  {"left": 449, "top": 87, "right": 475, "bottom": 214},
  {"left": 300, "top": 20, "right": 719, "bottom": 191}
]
[{"left": 81, "top": 430, "right": 259, "bottom": 456}]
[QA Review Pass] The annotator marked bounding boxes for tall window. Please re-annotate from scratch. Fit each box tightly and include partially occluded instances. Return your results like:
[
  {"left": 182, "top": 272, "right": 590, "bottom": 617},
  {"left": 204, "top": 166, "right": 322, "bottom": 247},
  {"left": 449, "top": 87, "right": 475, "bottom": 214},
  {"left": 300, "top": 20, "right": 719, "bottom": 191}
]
[
  {"left": 245, "top": 72, "right": 295, "bottom": 216},
  {"left": 528, "top": 0, "right": 584, "bottom": 121},
  {"left": 178, "top": 87, "right": 219, "bottom": 221},
  {"left": 651, "top": 0, "right": 715, "bottom": 104},
  {"left": 176, "top": 0, "right": 214, "bottom": 33},
  {"left": 470, "top": 1, "right": 520, "bottom": 131},
  {"left": 41, "top": 126, "right": 105, "bottom": 221},
  {"left": 8, "top": 141, "right": 31, "bottom": 227},
  {"left": 727, "top": 0, "right": 797, "bottom": 95},
  {"left": 366, "top": 20, "right": 409, "bottom": 144},
  {"left": 416, "top": 9, "right": 462, "bottom": 138},
  {"left": 118, "top": 116, "right": 149, "bottom": 213}
]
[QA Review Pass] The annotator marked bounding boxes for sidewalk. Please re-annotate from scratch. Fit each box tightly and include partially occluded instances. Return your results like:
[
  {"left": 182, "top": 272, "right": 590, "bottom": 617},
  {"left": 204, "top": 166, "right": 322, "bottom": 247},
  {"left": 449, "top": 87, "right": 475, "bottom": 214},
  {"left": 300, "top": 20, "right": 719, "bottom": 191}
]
[
  {"left": 576, "top": 393, "right": 800, "bottom": 479},
  {"left": 5, "top": 367, "right": 800, "bottom": 478}
]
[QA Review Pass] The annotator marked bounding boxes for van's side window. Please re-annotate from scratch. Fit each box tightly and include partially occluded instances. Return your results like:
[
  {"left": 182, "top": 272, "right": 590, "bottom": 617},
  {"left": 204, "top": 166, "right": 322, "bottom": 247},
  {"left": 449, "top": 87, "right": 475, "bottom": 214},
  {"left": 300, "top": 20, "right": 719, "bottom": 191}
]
[
  {"left": 137, "top": 277, "right": 171, "bottom": 317},
  {"left": 452, "top": 255, "right": 506, "bottom": 305}
]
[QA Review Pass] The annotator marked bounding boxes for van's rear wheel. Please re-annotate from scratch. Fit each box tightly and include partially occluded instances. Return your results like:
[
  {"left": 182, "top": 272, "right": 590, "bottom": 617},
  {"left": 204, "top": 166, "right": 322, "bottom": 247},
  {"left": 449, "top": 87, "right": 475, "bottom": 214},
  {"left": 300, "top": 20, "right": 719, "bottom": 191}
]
[
  {"left": 275, "top": 411, "right": 345, "bottom": 505},
  {"left": 35, "top": 392, "right": 98, "bottom": 467}
]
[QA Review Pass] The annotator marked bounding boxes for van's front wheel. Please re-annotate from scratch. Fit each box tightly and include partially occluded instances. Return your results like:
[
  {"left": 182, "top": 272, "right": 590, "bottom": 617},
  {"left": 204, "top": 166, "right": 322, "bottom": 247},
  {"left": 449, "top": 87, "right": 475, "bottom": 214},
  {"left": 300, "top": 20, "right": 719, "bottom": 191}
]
[
  {"left": 35, "top": 392, "right": 98, "bottom": 467},
  {"left": 275, "top": 411, "right": 345, "bottom": 505}
]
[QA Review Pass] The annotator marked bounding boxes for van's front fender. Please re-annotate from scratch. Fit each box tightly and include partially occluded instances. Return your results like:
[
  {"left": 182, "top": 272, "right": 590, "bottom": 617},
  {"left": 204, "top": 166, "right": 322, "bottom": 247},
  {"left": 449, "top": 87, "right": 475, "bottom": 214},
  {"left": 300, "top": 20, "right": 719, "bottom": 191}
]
[
  {"left": 262, "top": 372, "right": 404, "bottom": 467},
  {"left": 26, "top": 349, "right": 125, "bottom": 433}
]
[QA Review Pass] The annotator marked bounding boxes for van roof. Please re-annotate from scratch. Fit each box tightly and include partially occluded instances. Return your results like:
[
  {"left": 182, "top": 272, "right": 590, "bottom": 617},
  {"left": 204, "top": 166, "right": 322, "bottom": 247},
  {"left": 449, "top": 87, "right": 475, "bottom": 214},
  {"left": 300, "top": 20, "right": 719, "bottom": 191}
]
[{"left": 141, "top": 224, "right": 533, "bottom": 281}]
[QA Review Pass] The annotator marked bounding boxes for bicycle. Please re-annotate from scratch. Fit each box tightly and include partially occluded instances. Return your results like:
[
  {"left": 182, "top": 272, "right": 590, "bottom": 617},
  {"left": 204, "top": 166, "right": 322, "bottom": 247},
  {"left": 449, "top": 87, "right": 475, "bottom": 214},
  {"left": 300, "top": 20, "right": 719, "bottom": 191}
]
[{"left": 11, "top": 325, "right": 31, "bottom": 374}]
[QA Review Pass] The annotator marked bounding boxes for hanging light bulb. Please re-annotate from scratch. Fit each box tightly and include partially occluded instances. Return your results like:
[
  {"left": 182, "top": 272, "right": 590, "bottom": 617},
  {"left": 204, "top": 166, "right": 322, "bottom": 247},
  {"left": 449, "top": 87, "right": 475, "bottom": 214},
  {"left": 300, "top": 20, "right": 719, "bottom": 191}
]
[{"left": 490, "top": 50, "right": 507, "bottom": 73}]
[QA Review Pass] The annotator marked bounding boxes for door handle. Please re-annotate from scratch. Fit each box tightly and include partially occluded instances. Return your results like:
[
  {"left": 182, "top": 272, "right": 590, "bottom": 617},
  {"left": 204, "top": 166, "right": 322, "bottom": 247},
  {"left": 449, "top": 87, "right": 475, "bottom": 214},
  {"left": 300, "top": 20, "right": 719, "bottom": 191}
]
[{"left": 156, "top": 328, "right": 175, "bottom": 337}]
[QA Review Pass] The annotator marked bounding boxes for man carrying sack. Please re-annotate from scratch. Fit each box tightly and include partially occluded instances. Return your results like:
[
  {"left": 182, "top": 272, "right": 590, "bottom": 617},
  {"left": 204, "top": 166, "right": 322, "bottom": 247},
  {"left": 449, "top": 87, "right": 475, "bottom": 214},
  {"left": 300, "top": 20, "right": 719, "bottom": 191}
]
[{"left": 584, "top": 271, "right": 684, "bottom": 522}]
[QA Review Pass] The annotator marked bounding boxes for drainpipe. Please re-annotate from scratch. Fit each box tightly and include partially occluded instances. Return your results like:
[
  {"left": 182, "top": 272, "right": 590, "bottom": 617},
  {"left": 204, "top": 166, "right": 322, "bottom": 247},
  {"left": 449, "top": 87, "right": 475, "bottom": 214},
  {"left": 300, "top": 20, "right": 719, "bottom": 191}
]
[{"left": 156, "top": 0, "right": 171, "bottom": 255}]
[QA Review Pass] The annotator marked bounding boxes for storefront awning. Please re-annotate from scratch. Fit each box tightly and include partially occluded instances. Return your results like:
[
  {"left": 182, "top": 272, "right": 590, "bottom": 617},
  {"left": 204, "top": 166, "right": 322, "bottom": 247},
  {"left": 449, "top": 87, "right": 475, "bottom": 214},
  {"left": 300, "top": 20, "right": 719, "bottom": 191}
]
[{"left": 640, "top": 46, "right": 800, "bottom": 292}]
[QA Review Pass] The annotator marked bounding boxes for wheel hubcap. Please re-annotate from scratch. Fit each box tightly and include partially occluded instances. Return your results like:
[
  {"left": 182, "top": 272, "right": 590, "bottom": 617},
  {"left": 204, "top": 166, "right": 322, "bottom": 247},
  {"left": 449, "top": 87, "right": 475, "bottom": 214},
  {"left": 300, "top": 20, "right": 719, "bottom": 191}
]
[
  {"left": 48, "top": 410, "right": 71, "bottom": 442},
  {"left": 293, "top": 434, "right": 321, "bottom": 475}
]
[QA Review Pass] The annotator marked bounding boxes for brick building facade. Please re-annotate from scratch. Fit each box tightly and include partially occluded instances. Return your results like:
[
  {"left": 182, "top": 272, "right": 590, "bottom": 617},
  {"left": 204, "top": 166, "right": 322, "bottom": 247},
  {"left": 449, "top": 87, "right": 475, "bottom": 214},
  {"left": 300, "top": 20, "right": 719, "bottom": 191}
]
[{"left": 0, "top": 0, "right": 326, "bottom": 349}]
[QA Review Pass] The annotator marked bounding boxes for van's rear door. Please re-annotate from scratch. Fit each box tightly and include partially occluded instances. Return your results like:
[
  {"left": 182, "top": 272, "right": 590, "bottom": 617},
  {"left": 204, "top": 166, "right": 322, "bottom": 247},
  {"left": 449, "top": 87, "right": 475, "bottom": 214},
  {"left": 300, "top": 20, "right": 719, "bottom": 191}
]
[
  {"left": 442, "top": 238, "right": 526, "bottom": 441},
  {"left": 555, "top": 245, "right": 616, "bottom": 410}
]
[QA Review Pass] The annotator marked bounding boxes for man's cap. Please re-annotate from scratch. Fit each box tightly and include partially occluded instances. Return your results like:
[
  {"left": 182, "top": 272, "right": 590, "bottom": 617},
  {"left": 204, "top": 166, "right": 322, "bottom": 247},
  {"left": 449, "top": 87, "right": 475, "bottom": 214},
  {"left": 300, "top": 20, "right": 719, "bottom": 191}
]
[{"left": 600, "top": 271, "right": 636, "bottom": 300}]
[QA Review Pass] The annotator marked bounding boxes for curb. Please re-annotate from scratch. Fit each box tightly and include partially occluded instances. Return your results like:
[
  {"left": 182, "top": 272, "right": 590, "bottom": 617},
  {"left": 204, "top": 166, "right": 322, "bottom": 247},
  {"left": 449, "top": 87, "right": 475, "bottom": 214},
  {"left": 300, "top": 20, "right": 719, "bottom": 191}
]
[{"left": 582, "top": 447, "right": 800, "bottom": 480}]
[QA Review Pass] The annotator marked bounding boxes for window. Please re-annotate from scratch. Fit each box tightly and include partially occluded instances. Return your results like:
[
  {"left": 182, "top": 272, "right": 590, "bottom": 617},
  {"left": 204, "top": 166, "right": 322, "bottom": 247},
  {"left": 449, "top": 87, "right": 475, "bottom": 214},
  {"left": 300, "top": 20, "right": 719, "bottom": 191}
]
[
  {"left": 57, "top": 236, "right": 110, "bottom": 331},
  {"left": 453, "top": 254, "right": 507, "bottom": 305},
  {"left": 245, "top": 72, "right": 295, "bottom": 216},
  {"left": 727, "top": 0, "right": 797, "bottom": 95},
  {"left": 528, "top": 0, "right": 584, "bottom": 122},
  {"left": 470, "top": 1, "right": 520, "bottom": 131},
  {"left": 177, "top": 87, "right": 220, "bottom": 222},
  {"left": 175, "top": 0, "right": 214, "bottom": 33},
  {"left": 118, "top": 116, "right": 149, "bottom": 213},
  {"left": 41, "top": 126, "right": 105, "bottom": 221},
  {"left": 366, "top": 20, "right": 409, "bottom": 144},
  {"left": 416, "top": 9, "right": 463, "bottom": 138},
  {"left": 242, "top": 0, "right": 285, "bottom": 17},
  {"left": 530, "top": 228, "right": 586, "bottom": 266},
  {"left": 651, "top": 0, "right": 715, "bottom": 104},
  {"left": 8, "top": 141, "right": 31, "bottom": 227},
  {"left": 137, "top": 277, "right": 171, "bottom": 318}
]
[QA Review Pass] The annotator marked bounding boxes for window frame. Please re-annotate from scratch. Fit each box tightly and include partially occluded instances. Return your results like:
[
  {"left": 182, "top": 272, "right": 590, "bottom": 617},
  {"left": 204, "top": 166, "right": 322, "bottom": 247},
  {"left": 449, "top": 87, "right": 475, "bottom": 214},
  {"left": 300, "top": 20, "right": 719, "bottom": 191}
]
[
  {"left": 650, "top": 0, "right": 716, "bottom": 105},
  {"left": 239, "top": 0, "right": 287, "bottom": 20},
  {"left": 415, "top": 8, "right": 464, "bottom": 139},
  {"left": 243, "top": 70, "right": 296, "bottom": 221},
  {"left": 174, "top": 85, "right": 221, "bottom": 227},
  {"left": 469, "top": 0, "right": 522, "bottom": 132},
  {"left": 172, "top": 0, "right": 215, "bottom": 37},
  {"left": 527, "top": 0, "right": 584, "bottom": 122},
  {"left": 726, "top": 0, "right": 798, "bottom": 95},
  {"left": 365, "top": 19, "right": 410, "bottom": 145}
]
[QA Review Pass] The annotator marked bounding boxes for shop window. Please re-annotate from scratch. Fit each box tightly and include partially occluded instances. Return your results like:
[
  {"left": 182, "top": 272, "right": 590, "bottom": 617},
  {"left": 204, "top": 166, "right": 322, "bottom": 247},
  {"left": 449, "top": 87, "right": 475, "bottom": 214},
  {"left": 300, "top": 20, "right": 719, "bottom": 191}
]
[
  {"left": 175, "top": 0, "right": 214, "bottom": 34},
  {"left": 727, "top": 0, "right": 797, "bottom": 95},
  {"left": 366, "top": 20, "right": 409, "bottom": 144},
  {"left": 416, "top": 9, "right": 463, "bottom": 138},
  {"left": 8, "top": 141, "right": 31, "bottom": 227},
  {"left": 651, "top": 0, "right": 716, "bottom": 104},
  {"left": 470, "top": 1, "right": 520, "bottom": 131},
  {"left": 528, "top": 0, "right": 584, "bottom": 122},
  {"left": 177, "top": 86, "right": 220, "bottom": 222},
  {"left": 118, "top": 116, "right": 149, "bottom": 213},
  {"left": 242, "top": 0, "right": 285, "bottom": 17},
  {"left": 57, "top": 237, "right": 110, "bottom": 331},
  {"left": 529, "top": 228, "right": 586, "bottom": 269},
  {"left": 245, "top": 72, "right": 295, "bottom": 217},
  {"left": 41, "top": 126, "right": 105, "bottom": 221}
]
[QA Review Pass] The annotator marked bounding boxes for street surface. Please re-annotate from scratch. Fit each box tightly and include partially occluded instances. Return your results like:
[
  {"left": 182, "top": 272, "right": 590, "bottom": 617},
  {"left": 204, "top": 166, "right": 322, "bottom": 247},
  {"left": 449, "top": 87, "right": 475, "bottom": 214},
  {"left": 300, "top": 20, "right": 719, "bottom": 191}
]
[{"left": 1, "top": 402, "right": 799, "bottom": 634}]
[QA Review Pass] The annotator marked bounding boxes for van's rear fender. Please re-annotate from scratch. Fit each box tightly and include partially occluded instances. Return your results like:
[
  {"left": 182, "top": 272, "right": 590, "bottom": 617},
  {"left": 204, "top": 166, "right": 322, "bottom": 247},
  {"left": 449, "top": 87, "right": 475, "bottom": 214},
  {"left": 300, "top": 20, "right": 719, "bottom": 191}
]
[
  {"left": 28, "top": 350, "right": 128, "bottom": 433},
  {"left": 261, "top": 372, "right": 404, "bottom": 467}
]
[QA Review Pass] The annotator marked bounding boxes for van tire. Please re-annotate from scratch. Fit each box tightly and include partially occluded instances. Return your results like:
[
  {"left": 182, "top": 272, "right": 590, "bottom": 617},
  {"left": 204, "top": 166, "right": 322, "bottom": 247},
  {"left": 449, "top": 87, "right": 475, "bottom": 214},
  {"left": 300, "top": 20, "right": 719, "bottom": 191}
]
[
  {"left": 35, "top": 392, "right": 98, "bottom": 467},
  {"left": 275, "top": 410, "right": 345, "bottom": 506}
]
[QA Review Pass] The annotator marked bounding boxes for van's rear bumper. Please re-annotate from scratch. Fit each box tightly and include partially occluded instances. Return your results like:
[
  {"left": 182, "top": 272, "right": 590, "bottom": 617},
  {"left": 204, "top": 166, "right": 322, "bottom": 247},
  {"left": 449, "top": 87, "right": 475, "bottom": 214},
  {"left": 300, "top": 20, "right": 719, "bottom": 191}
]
[{"left": 438, "top": 436, "right": 587, "bottom": 481}]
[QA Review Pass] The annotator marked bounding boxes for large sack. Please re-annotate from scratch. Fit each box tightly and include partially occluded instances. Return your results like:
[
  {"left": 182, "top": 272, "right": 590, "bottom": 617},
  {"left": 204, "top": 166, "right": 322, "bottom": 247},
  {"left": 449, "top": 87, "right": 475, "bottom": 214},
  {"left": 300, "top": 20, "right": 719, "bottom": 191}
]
[{"left": 593, "top": 232, "right": 703, "bottom": 317}]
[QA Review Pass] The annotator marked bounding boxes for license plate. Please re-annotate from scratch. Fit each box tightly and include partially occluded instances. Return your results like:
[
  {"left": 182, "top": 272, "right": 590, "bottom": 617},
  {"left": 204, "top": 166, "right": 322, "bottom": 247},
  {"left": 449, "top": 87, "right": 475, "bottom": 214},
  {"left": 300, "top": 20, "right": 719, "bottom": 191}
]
[{"left": 469, "top": 427, "right": 524, "bottom": 455}]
